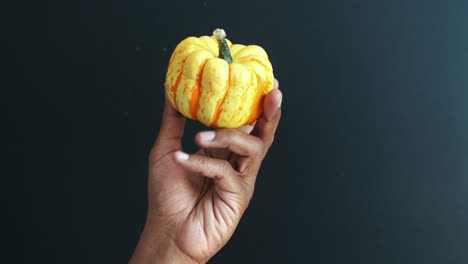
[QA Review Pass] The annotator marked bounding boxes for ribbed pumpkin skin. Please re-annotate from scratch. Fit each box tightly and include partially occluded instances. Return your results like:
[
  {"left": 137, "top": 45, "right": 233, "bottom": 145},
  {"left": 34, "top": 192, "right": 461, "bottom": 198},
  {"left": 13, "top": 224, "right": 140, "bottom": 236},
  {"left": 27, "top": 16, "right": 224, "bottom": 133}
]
[{"left": 165, "top": 35, "right": 274, "bottom": 128}]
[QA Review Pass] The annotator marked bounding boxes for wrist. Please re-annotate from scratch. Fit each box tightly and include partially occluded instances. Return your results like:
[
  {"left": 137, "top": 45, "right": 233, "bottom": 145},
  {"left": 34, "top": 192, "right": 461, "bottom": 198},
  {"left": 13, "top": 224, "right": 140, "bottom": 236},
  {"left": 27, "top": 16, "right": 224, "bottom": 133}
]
[{"left": 130, "top": 221, "right": 201, "bottom": 264}]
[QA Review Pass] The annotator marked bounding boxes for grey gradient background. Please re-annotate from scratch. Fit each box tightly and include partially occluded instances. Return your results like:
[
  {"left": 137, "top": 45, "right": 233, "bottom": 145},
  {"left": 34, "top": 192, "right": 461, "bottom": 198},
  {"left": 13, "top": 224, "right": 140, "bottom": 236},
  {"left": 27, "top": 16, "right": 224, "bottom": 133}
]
[{"left": 5, "top": 0, "right": 468, "bottom": 263}]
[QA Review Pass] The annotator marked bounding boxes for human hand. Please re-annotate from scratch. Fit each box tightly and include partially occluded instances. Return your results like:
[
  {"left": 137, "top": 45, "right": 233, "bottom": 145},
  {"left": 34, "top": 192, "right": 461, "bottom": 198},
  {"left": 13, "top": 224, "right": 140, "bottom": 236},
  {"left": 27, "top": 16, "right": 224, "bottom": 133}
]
[{"left": 130, "top": 80, "right": 282, "bottom": 264}]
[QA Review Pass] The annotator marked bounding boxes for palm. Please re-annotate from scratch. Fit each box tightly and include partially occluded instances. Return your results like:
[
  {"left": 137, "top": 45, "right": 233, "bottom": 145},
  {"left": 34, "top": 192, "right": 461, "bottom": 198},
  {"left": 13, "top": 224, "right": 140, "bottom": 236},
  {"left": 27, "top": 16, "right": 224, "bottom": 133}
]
[{"left": 149, "top": 147, "right": 245, "bottom": 260}]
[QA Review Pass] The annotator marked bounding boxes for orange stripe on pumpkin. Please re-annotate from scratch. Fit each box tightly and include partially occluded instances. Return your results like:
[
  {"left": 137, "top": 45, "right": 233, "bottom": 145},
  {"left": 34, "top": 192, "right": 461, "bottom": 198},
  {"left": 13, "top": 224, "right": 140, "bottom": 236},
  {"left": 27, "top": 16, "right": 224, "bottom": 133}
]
[
  {"left": 189, "top": 60, "right": 208, "bottom": 118},
  {"left": 209, "top": 75, "right": 230, "bottom": 127},
  {"left": 170, "top": 65, "right": 184, "bottom": 109}
]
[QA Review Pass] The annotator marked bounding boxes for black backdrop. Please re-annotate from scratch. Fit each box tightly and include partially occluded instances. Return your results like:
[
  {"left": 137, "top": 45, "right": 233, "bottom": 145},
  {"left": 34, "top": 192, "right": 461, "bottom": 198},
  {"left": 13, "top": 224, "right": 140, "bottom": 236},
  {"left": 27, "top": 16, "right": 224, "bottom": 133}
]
[{"left": 5, "top": 0, "right": 468, "bottom": 263}]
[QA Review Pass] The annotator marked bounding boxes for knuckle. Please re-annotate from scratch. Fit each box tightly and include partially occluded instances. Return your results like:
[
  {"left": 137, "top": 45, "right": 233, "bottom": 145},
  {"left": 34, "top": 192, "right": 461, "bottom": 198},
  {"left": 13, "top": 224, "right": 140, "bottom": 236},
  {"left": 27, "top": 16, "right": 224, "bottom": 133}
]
[
  {"left": 194, "top": 156, "right": 210, "bottom": 175},
  {"left": 226, "top": 127, "right": 242, "bottom": 137},
  {"left": 198, "top": 155, "right": 208, "bottom": 166},
  {"left": 218, "top": 129, "right": 238, "bottom": 143},
  {"left": 219, "top": 160, "right": 232, "bottom": 173},
  {"left": 254, "top": 138, "right": 265, "bottom": 156},
  {"left": 266, "top": 134, "right": 275, "bottom": 149},
  {"left": 215, "top": 128, "right": 228, "bottom": 136}
]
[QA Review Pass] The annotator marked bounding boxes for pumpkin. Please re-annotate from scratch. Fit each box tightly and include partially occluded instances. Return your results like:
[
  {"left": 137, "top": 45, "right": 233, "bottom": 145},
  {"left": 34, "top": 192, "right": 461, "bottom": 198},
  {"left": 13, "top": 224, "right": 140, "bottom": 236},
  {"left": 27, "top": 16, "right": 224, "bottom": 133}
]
[{"left": 165, "top": 28, "right": 274, "bottom": 128}]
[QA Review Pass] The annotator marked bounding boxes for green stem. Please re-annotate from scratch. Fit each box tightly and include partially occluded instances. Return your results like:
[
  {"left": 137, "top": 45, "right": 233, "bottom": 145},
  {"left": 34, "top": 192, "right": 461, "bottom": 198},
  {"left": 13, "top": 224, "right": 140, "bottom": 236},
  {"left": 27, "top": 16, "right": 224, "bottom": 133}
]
[{"left": 213, "top": 28, "right": 233, "bottom": 64}]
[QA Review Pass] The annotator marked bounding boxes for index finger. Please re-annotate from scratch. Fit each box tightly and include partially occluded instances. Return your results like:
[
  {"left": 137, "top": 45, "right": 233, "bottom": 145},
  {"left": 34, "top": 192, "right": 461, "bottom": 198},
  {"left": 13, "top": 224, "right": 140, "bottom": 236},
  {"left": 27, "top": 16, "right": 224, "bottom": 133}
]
[{"left": 150, "top": 96, "right": 186, "bottom": 163}]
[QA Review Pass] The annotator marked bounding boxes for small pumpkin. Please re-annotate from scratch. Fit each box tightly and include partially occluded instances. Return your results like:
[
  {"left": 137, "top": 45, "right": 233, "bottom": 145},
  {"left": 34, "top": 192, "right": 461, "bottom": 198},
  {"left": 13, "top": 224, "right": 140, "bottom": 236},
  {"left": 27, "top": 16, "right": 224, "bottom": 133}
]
[{"left": 165, "top": 28, "right": 274, "bottom": 128}]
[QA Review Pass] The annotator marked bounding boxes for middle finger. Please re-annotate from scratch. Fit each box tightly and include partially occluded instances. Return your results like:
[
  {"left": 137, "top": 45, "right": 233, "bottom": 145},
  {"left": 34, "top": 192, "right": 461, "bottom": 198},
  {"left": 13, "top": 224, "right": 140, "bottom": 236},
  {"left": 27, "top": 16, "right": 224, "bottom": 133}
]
[{"left": 195, "top": 129, "right": 264, "bottom": 158}]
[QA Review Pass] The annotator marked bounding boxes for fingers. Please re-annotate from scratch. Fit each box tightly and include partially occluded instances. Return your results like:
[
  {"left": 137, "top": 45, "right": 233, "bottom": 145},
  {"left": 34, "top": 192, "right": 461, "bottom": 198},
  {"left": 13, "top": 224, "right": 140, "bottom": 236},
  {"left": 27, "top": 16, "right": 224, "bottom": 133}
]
[
  {"left": 195, "top": 129, "right": 264, "bottom": 158},
  {"left": 151, "top": 97, "right": 186, "bottom": 162},
  {"left": 173, "top": 151, "right": 245, "bottom": 195},
  {"left": 193, "top": 79, "right": 282, "bottom": 169},
  {"left": 198, "top": 122, "right": 257, "bottom": 162},
  {"left": 252, "top": 79, "right": 282, "bottom": 155}
]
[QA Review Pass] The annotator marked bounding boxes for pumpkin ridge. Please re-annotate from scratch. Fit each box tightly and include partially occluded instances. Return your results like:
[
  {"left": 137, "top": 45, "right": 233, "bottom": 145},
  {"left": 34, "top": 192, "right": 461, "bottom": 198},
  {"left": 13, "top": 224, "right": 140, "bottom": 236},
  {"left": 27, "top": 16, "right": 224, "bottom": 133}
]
[
  {"left": 245, "top": 73, "right": 255, "bottom": 123},
  {"left": 239, "top": 57, "right": 271, "bottom": 71},
  {"left": 199, "top": 36, "right": 218, "bottom": 56},
  {"left": 233, "top": 45, "right": 268, "bottom": 59},
  {"left": 241, "top": 59, "right": 273, "bottom": 94},
  {"left": 189, "top": 59, "right": 208, "bottom": 118},
  {"left": 170, "top": 64, "right": 185, "bottom": 108},
  {"left": 246, "top": 72, "right": 264, "bottom": 124},
  {"left": 209, "top": 70, "right": 230, "bottom": 127},
  {"left": 229, "top": 44, "right": 246, "bottom": 58},
  {"left": 169, "top": 40, "right": 193, "bottom": 65},
  {"left": 178, "top": 38, "right": 210, "bottom": 55}
]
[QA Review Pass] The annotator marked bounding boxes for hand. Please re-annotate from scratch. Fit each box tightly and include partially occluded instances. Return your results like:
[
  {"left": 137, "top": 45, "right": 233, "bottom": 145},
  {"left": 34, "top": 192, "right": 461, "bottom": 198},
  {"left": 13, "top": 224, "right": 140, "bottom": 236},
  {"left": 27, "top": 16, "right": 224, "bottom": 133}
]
[{"left": 130, "top": 80, "right": 282, "bottom": 264}]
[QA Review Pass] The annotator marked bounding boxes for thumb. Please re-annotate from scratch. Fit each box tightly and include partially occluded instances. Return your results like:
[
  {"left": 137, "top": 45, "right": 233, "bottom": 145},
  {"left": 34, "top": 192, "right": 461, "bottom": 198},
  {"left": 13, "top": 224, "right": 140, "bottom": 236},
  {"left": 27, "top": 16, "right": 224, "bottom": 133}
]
[{"left": 151, "top": 97, "right": 186, "bottom": 162}]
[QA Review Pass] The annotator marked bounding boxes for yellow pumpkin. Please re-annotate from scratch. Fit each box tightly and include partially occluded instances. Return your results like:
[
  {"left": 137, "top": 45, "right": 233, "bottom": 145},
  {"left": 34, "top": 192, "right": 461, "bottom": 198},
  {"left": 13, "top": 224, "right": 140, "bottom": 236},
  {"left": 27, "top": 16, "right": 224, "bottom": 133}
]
[{"left": 165, "top": 28, "right": 274, "bottom": 128}]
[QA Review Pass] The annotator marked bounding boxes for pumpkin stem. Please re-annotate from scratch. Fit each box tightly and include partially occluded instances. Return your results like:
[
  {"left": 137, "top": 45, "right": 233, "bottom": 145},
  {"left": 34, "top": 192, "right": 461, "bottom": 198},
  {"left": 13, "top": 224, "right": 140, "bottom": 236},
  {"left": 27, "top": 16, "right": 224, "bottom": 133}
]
[{"left": 213, "top": 28, "right": 233, "bottom": 64}]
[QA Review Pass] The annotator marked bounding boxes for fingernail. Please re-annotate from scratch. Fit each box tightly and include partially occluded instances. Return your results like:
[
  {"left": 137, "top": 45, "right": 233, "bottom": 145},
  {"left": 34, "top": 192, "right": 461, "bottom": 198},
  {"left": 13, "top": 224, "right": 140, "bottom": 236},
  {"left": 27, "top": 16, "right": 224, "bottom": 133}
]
[
  {"left": 175, "top": 151, "right": 189, "bottom": 160},
  {"left": 199, "top": 131, "right": 216, "bottom": 142},
  {"left": 239, "top": 123, "right": 255, "bottom": 134},
  {"left": 274, "top": 79, "right": 279, "bottom": 89},
  {"left": 277, "top": 94, "right": 283, "bottom": 108}
]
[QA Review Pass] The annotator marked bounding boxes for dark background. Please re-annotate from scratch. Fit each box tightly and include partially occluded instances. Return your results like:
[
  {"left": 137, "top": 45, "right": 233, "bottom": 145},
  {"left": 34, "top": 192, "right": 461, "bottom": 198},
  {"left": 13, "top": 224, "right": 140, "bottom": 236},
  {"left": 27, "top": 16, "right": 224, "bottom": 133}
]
[{"left": 5, "top": 0, "right": 468, "bottom": 263}]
